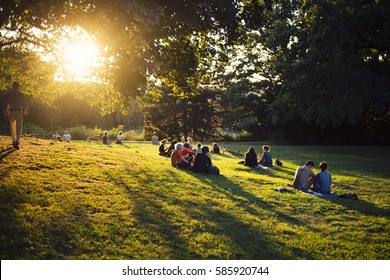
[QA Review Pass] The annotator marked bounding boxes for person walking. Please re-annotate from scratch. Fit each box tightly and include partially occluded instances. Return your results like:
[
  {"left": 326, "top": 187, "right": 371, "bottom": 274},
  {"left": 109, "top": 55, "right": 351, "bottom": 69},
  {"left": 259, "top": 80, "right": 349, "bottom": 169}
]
[{"left": 3, "top": 82, "right": 29, "bottom": 149}]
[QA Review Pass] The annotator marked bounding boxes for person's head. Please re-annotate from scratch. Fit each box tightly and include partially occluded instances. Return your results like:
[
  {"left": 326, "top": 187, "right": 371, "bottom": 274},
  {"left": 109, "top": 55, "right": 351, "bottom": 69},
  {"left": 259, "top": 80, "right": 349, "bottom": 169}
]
[
  {"left": 175, "top": 142, "right": 183, "bottom": 150},
  {"left": 118, "top": 131, "right": 122, "bottom": 135},
  {"left": 64, "top": 131, "right": 68, "bottom": 134},
  {"left": 201, "top": 146, "right": 209, "bottom": 154},
  {"left": 247, "top": 147, "right": 255, "bottom": 154},
  {"left": 183, "top": 142, "right": 190, "bottom": 149},
  {"left": 197, "top": 143, "right": 201, "bottom": 148},
  {"left": 319, "top": 161, "right": 328, "bottom": 171},
  {"left": 262, "top": 145, "right": 270, "bottom": 151},
  {"left": 161, "top": 139, "right": 167, "bottom": 144},
  {"left": 213, "top": 143, "right": 218, "bottom": 147},
  {"left": 104, "top": 131, "right": 108, "bottom": 135},
  {"left": 305, "top": 160, "right": 315, "bottom": 168}
]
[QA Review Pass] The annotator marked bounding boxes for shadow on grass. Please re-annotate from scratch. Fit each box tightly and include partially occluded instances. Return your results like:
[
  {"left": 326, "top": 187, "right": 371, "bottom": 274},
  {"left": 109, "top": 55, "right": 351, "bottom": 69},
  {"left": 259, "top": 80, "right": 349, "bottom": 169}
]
[
  {"left": 0, "top": 146, "right": 16, "bottom": 161},
  {"left": 110, "top": 168, "right": 303, "bottom": 259}
]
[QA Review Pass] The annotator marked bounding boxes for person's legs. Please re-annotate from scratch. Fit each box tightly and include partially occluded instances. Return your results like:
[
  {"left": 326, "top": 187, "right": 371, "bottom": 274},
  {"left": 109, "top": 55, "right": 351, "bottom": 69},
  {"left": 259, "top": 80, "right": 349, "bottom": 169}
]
[
  {"left": 8, "top": 112, "right": 17, "bottom": 146},
  {"left": 15, "top": 112, "right": 23, "bottom": 145}
]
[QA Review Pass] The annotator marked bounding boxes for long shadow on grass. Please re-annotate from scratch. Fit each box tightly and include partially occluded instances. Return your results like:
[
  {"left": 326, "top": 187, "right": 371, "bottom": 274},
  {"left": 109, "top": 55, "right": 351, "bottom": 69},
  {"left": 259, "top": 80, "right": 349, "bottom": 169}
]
[
  {"left": 323, "top": 196, "right": 390, "bottom": 218},
  {"left": 0, "top": 146, "right": 16, "bottom": 161},
  {"left": 188, "top": 172, "right": 315, "bottom": 259},
  {"left": 0, "top": 185, "right": 30, "bottom": 259}
]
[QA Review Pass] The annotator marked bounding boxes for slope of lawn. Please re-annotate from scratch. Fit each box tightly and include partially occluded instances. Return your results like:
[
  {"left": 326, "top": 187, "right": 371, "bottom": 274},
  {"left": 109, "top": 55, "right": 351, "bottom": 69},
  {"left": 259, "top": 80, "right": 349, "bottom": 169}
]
[{"left": 0, "top": 135, "right": 389, "bottom": 259}]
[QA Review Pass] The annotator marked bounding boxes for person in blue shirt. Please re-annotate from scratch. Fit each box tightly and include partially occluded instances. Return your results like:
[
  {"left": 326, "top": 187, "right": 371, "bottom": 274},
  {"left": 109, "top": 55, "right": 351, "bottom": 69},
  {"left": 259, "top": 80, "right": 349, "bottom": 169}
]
[
  {"left": 258, "top": 145, "right": 273, "bottom": 168},
  {"left": 314, "top": 161, "right": 332, "bottom": 194}
]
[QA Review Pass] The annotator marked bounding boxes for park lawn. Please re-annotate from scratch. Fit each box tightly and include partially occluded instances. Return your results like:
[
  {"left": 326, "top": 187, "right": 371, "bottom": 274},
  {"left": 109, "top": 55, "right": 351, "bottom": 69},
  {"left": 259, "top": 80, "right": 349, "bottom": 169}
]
[{"left": 0, "top": 136, "right": 389, "bottom": 260}]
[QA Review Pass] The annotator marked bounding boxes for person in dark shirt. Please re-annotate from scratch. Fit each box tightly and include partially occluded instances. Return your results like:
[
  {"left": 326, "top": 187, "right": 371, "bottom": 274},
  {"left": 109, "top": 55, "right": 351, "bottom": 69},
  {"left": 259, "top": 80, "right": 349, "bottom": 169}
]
[
  {"left": 212, "top": 143, "right": 220, "bottom": 154},
  {"left": 244, "top": 147, "right": 258, "bottom": 167},
  {"left": 192, "top": 146, "right": 213, "bottom": 173},
  {"left": 159, "top": 139, "right": 169, "bottom": 156},
  {"left": 3, "top": 82, "right": 29, "bottom": 149}
]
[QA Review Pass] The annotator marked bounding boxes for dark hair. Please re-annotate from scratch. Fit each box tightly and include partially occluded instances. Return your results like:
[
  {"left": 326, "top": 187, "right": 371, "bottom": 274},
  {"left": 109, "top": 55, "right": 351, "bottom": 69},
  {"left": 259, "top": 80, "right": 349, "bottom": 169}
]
[
  {"left": 262, "top": 145, "right": 270, "bottom": 151},
  {"left": 305, "top": 160, "right": 314, "bottom": 167},
  {"left": 201, "top": 146, "right": 209, "bottom": 153},
  {"left": 183, "top": 142, "right": 190, "bottom": 148},
  {"left": 247, "top": 147, "right": 255, "bottom": 154},
  {"left": 319, "top": 161, "right": 328, "bottom": 171}
]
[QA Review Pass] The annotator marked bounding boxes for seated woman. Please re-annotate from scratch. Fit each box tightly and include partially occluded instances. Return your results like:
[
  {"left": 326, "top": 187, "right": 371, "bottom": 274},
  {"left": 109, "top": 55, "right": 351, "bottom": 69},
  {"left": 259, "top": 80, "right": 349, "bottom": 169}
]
[
  {"left": 181, "top": 142, "right": 197, "bottom": 163},
  {"left": 258, "top": 145, "right": 273, "bottom": 168},
  {"left": 159, "top": 139, "right": 169, "bottom": 156},
  {"left": 167, "top": 140, "right": 177, "bottom": 156},
  {"left": 314, "top": 161, "right": 332, "bottom": 194},
  {"left": 192, "top": 146, "right": 219, "bottom": 174},
  {"left": 102, "top": 131, "right": 111, "bottom": 144},
  {"left": 116, "top": 131, "right": 123, "bottom": 144},
  {"left": 170, "top": 143, "right": 191, "bottom": 168},
  {"left": 243, "top": 147, "right": 258, "bottom": 167}
]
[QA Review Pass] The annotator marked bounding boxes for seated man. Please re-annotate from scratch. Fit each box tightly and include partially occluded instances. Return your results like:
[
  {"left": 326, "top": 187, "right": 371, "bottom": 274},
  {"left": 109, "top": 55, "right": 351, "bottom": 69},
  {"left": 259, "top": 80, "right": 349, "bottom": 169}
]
[
  {"left": 192, "top": 146, "right": 217, "bottom": 174},
  {"left": 159, "top": 139, "right": 169, "bottom": 156},
  {"left": 292, "top": 160, "right": 316, "bottom": 192},
  {"left": 170, "top": 143, "right": 191, "bottom": 168},
  {"left": 181, "top": 142, "right": 196, "bottom": 163}
]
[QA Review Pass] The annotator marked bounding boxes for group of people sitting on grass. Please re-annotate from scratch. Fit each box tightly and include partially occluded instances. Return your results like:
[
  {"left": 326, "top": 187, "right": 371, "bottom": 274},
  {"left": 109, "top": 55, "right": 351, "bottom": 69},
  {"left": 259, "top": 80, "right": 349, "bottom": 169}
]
[
  {"left": 159, "top": 139, "right": 221, "bottom": 175},
  {"left": 292, "top": 160, "right": 332, "bottom": 195},
  {"left": 240, "top": 145, "right": 274, "bottom": 169},
  {"left": 102, "top": 131, "right": 124, "bottom": 145},
  {"left": 158, "top": 139, "right": 333, "bottom": 194},
  {"left": 52, "top": 131, "right": 72, "bottom": 142}
]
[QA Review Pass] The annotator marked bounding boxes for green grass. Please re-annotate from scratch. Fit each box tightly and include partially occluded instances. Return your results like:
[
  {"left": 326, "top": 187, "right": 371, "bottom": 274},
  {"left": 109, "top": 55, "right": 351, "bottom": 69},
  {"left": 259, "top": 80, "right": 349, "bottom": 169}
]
[{"left": 0, "top": 136, "right": 389, "bottom": 259}]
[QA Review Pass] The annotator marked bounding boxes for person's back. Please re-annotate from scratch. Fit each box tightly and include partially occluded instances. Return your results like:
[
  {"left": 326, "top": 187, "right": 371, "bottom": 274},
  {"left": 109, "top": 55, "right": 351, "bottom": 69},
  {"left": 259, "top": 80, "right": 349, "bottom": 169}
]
[
  {"left": 244, "top": 147, "right": 258, "bottom": 167},
  {"left": 192, "top": 146, "right": 212, "bottom": 173},
  {"left": 151, "top": 132, "right": 159, "bottom": 145},
  {"left": 259, "top": 145, "right": 273, "bottom": 167},
  {"left": 293, "top": 160, "right": 315, "bottom": 192},
  {"left": 315, "top": 161, "right": 332, "bottom": 194},
  {"left": 212, "top": 143, "right": 220, "bottom": 154},
  {"left": 63, "top": 131, "right": 71, "bottom": 142}
]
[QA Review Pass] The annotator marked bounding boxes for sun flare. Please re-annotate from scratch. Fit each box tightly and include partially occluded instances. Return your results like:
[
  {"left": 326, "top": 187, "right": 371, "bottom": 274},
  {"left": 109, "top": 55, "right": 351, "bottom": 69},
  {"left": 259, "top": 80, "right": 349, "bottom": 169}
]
[{"left": 54, "top": 27, "right": 105, "bottom": 82}]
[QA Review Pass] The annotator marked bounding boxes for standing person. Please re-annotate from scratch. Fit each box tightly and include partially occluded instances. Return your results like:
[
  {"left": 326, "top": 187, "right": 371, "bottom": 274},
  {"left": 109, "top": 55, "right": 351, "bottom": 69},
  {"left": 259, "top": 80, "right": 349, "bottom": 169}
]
[
  {"left": 314, "top": 161, "right": 332, "bottom": 194},
  {"left": 292, "top": 160, "right": 316, "bottom": 192},
  {"left": 244, "top": 147, "right": 258, "bottom": 167},
  {"left": 258, "top": 145, "right": 273, "bottom": 168},
  {"left": 3, "top": 82, "right": 29, "bottom": 149},
  {"left": 151, "top": 132, "right": 159, "bottom": 145},
  {"left": 62, "top": 131, "right": 72, "bottom": 142}
]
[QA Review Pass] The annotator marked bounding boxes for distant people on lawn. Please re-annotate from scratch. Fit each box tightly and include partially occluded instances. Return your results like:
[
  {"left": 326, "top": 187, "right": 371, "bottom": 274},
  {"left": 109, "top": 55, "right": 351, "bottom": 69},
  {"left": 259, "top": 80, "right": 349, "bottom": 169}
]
[
  {"left": 151, "top": 132, "right": 159, "bottom": 145},
  {"left": 211, "top": 143, "right": 220, "bottom": 154},
  {"left": 292, "top": 160, "right": 316, "bottom": 192},
  {"left": 3, "top": 82, "right": 29, "bottom": 149},
  {"left": 195, "top": 143, "right": 202, "bottom": 153},
  {"left": 102, "top": 131, "right": 111, "bottom": 144},
  {"left": 52, "top": 131, "right": 59, "bottom": 140},
  {"left": 258, "top": 145, "right": 273, "bottom": 168},
  {"left": 314, "top": 161, "right": 332, "bottom": 194},
  {"left": 62, "top": 131, "right": 72, "bottom": 142},
  {"left": 159, "top": 139, "right": 169, "bottom": 156},
  {"left": 170, "top": 142, "right": 191, "bottom": 168},
  {"left": 116, "top": 131, "right": 123, "bottom": 144},
  {"left": 192, "top": 146, "right": 220, "bottom": 175}
]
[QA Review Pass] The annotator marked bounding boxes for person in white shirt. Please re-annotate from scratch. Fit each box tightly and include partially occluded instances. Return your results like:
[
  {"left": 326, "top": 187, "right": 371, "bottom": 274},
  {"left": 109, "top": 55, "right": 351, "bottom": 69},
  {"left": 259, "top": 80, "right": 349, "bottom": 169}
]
[{"left": 62, "top": 131, "right": 72, "bottom": 142}]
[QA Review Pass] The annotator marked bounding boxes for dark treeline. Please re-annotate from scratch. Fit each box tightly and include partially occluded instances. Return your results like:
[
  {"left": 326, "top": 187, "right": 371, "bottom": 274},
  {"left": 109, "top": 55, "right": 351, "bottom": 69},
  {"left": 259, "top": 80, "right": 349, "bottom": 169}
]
[{"left": 0, "top": 0, "right": 389, "bottom": 144}]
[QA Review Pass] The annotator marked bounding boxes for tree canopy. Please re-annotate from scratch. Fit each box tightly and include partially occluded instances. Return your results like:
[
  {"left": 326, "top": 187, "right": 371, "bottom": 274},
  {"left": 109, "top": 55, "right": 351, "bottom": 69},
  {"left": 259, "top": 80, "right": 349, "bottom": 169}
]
[{"left": 1, "top": 0, "right": 389, "bottom": 143}]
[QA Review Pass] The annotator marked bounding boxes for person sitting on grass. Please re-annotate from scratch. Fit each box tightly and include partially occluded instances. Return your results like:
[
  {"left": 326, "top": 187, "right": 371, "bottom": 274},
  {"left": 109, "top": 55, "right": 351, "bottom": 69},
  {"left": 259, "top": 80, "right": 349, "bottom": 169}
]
[
  {"left": 159, "top": 139, "right": 169, "bottom": 156},
  {"left": 211, "top": 142, "right": 220, "bottom": 154},
  {"left": 116, "top": 131, "right": 124, "bottom": 144},
  {"left": 258, "top": 145, "right": 273, "bottom": 168},
  {"left": 170, "top": 142, "right": 191, "bottom": 168},
  {"left": 314, "top": 161, "right": 332, "bottom": 194},
  {"left": 167, "top": 140, "right": 177, "bottom": 156},
  {"left": 192, "top": 146, "right": 220, "bottom": 175},
  {"left": 242, "top": 147, "right": 258, "bottom": 167},
  {"left": 181, "top": 142, "right": 197, "bottom": 163},
  {"left": 102, "top": 131, "right": 112, "bottom": 145},
  {"left": 292, "top": 160, "right": 316, "bottom": 192}
]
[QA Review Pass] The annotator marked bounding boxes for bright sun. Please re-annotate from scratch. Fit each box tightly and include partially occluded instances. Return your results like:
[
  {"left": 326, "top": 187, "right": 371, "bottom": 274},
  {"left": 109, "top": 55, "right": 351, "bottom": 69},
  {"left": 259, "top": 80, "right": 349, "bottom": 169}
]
[{"left": 54, "top": 27, "right": 104, "bottom": 82}]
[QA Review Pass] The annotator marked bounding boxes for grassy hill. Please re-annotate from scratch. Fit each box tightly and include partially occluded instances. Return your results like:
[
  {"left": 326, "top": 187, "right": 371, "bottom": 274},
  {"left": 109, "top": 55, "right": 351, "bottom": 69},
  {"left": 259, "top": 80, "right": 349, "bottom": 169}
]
[{"left": 1, "top": 135, "right": 389, "bottom": 259}]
